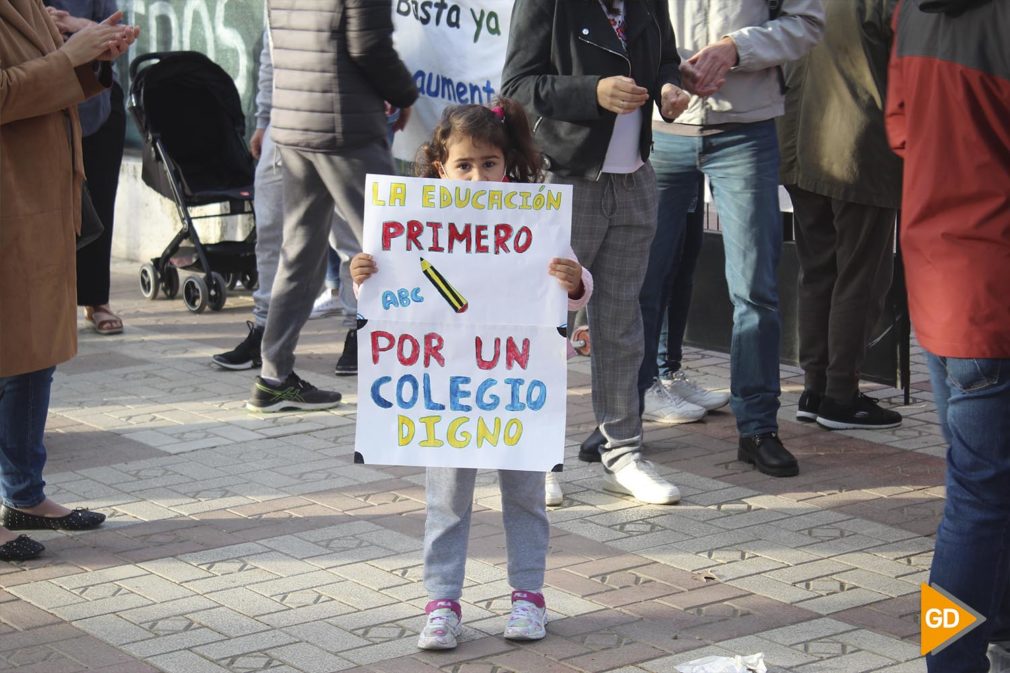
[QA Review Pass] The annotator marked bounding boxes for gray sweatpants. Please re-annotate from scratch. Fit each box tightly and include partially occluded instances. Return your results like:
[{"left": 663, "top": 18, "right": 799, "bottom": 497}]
[
  {"left": 260, "top": 141, "right": 390, "bottom": 381},
  {"left": 423, "top": 468, "right": 549, "bottom": 601},
  {"left": 251, "top": 131, "right": 363, "bottom": 327},
  {"left": 547, "top": 164, "right": 658, "bottom": 472}
]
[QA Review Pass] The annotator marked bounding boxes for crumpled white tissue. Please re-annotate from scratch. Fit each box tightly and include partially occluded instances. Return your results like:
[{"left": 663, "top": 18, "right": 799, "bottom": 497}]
[{"left": 674, "top": 652, "right": 767, "bottom": 673}]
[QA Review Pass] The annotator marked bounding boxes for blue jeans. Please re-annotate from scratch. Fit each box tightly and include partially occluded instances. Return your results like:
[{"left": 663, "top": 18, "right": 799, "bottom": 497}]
[
  {"left": 641, "top": 121, "right": 782, "bottom": 435},
  {"left": 927, "top": 354, "right": 1010, "bottom": 673},
  {"left": 0, "top": 367, "right": 53, "bottom": 509},
  {"left": 325, "top": 247, "right": 341, "bottom": 290},
  {"left": 638, "top": 133, "right": 705, "bottom": 391}
]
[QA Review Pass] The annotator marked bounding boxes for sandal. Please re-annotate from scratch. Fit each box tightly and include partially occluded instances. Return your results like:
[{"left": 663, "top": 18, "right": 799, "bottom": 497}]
[{"left": 85, "top": 305, "right": 123, "bottom": 335}]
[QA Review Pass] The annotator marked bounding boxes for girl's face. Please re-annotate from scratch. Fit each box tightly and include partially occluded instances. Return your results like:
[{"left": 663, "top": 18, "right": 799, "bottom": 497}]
[{"left": 436, "top": 134, "right": 506, "bottom": 182}]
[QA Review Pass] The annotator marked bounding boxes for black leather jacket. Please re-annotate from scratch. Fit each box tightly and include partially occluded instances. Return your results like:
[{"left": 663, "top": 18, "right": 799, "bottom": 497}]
[{"left": 501, "top": 0, "right": 681, "bottom": 179}]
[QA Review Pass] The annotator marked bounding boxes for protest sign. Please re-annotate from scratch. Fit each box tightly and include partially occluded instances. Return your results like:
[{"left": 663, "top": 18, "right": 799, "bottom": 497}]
[
  {"left": 391, "top": 1, "right": 513, "bottom": 162},
  {"left": 354, "top": 175, "right": 572, "bottom": 472}
]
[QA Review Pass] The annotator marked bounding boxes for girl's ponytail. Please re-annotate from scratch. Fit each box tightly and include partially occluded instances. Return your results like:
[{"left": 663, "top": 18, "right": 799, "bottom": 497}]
[{"left": 496, "top": 97, "right": 543, "bottom": 183}]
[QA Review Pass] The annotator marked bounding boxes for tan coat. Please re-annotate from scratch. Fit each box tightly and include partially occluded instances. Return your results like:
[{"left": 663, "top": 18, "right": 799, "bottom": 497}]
[{"left": 0, "top": 0, "right": 105, "bottom": 377}]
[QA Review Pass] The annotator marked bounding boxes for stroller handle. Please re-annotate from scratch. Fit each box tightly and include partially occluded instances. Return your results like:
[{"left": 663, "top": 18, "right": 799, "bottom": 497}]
[{"left": 129, "top": 51, "right": 170, "bottom": 80}]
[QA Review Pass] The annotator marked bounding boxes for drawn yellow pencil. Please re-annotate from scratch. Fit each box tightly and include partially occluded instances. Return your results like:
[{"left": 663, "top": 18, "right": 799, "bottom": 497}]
[{"left": 420, "top": 257, "right": 468, "bottom": 313}]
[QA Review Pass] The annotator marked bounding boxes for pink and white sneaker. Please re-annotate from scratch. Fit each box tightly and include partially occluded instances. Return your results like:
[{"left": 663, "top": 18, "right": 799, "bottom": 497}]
[
  {"left": 503, "top": 590, "right": 547, "bottom": 641},
  {"left": 417, "top": 599, "right": 462, "bottom": 650}
]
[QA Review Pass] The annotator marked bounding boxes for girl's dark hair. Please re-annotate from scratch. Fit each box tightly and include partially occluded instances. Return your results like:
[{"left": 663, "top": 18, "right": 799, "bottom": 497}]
[{"left": 415, "top": 97, "right": 543, "bottom": 183}]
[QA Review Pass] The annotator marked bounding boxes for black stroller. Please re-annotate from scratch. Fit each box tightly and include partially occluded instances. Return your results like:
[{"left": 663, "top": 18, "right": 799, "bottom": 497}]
[{"left": 129, "top": 51, "right": 257, "bottom": 313}]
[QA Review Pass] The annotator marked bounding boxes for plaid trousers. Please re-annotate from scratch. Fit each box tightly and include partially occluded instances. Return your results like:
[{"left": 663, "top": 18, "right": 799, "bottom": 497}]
[{"left": 548, "top": 163, "right": 657, "bottom": 471}]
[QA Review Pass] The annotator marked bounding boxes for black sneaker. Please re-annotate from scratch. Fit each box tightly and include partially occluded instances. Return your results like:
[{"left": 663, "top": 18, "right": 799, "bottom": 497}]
[
  {"left": 816, "top": 393, "right": 902, "bottom": 430},
  {"left": 212, "top": 321, "right": 263, "bottom": 370},
  {"left": 246, "top": 373, "right": 342, "bottom": 412},
  {"left": 796, "top": 390, "right": 822, "bottom": 423},
  {"left": 334, "top": 329, "right": 357, "bottom": 376},
  {"left": 578, "top": 427, "right": 605, "bottom": 463}
]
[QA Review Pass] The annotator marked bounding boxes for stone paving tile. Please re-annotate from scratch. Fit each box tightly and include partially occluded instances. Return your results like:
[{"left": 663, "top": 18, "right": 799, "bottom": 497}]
[{"left": 0, "top": 265, "right": 948, "bottom": 672}]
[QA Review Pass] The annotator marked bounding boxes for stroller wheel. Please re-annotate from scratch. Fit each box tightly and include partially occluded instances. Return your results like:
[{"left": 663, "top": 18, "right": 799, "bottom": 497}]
[
  {"left": 225, "top": 272, "right": 239, "bottom": 290},
  {"left": 182, "top": 275, "right": 208, "bottom": 313},
  {"left": 207, "top": 272, "right": 228, "bottom": 312},
  {"left": 139, "top": 263, "right": 160, "bottom": 300},
  {"left": 161, "top": 266, "right": 180, "bottom": 299}
]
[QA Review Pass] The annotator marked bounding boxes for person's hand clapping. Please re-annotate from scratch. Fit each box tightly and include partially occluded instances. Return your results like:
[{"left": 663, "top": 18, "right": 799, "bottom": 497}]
[
  {"left": 58, "top": 11, "right": 138, "bottom": 66},
  {"left": 549, "top": 258, "right": 584, "bottom": 297},
  {"left": 660, "top": 83, "right": 690, "bottom": 120},
  {"left": 350, "top": 253, "right": 378, "bottom": 285},
  {"left": 596, "top": 76, "right": 649, "bottom": 115},
  {"left": 45, "top": 7, "right": 93, "bottom": 34}
]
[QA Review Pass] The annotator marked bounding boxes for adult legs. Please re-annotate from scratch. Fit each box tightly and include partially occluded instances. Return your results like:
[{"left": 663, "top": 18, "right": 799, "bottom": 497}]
[
  {"left": 926, "top": 354, "right": 1010, "bottom": 673},
  {"left": 662, "top": 177, "right": 706, "bottom": 376},
  {"left": 790, "top": 186, "right": 895, "bottom": 401},
  {"left": 553, "top": 167, "right": 657, "bottom": 471},
  {"left": 251, "top": 130, "right": 285, "bottom": 328},
  {"left": 0, "top": 368, "right": 53, "bottom": 510},
  {"left": 702, "top": 121, "right": 783, "bottom": 437},
  {"left": 260, "top": 141, "right": 392, "bottom": 381},
  {"left": 77, "top": 83, "right": 126, "bottom": 309},
  {"left": 823, "top": 199, "right": 895, "bottom": 402},
  {"left": 637, "top": 132, "right": 703, "bottom": 394}
]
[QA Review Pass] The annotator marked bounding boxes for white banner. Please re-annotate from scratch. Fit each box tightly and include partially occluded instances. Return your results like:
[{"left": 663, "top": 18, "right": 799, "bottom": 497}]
[
  {"left": 354, "top": 175, "right": 572, "bottom": 472},
  {"left": 391, "top": 1, "right": 513, "bottom": 162}
]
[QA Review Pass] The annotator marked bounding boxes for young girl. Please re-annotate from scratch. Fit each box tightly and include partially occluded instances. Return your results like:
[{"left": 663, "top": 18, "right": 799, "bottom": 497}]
[{"left": 350, "top": 98, "right": 592, "bottom": 650}]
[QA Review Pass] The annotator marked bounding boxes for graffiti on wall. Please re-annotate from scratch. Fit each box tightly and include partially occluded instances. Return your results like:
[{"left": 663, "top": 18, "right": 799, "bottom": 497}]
[{"left": 120, "top": 0, "right": 265, "bottom": 142}]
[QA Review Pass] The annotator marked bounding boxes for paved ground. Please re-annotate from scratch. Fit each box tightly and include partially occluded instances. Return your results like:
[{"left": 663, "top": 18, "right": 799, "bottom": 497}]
[{"left": 0, "top": 260, "right": 944, "bottom": 673}]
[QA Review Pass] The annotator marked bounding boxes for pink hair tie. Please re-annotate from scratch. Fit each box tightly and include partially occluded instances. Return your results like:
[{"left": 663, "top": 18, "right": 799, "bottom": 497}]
[{"left": 491, "top": 106, "right": 505, "bottom": 122}]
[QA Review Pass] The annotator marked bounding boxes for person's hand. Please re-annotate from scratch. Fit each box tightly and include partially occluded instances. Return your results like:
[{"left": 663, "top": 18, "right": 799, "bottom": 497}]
[
  {"left": 392, "top": 106, "right": 411, "bottom": 132},
  {"left": 250, "top": 128, "right": 266, "bottom": 160},
  {"left": 350, "top": 253, "right": 377, "bottom": 285},
  {"left": 46, "top": 7, "right": 92, "bottom": 34},
  {"left": 60, "top": 12, "right": 138, "bottom": 66},
  {"left": 549, "top": 258, "right": 583, "bottom": 296},
  {"left": 596, "top": 76, "right": 649, "bottom": 115},
  {"left": 659, "top": 83, "right": 690, "bottom": 120},
  {"left": 95, "top": 13, "right": 140, "bottom": 62},
  {"left": 681, "top": 37, "right": 737, "bottom": 97}
]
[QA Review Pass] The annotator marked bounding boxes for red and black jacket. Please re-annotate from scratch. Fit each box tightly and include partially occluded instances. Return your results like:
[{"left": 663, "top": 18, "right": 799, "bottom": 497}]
[{"left": 885, "top": 0, "right": 1010, "bottom": 358}]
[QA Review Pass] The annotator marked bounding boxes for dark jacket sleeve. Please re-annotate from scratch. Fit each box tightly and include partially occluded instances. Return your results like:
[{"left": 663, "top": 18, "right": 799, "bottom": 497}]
[
  {"left": 500, "top": 0, "right": 602, "bottom": 123},
  {"left": 344, "top": 0, "right": 418, "bottom": 110}
]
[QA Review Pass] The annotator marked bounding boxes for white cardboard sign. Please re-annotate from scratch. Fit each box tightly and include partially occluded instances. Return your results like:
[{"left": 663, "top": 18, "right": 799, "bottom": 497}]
[{"left": 354, "top": 175, "right": 572, "bottom": 472}]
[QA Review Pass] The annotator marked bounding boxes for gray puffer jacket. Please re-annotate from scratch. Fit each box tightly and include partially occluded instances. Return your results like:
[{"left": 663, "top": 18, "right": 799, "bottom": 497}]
[{"left": 268, "top": 0, "right": 418, "bottom": 152}]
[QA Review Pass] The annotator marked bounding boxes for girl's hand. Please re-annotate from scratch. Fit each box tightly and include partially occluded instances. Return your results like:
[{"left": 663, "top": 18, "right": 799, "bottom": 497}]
[
  {"left": 549, "top": 258, "right": 583, "bottom": 296},
  {"left": 350, "top": 253, "right": 377, "bottom": 285},
  {"left": 596, "top": 76, "right": 649, "bottom": 115}
]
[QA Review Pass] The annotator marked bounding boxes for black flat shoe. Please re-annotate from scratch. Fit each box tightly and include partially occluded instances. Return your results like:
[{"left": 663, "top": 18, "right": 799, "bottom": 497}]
[
  {"left": 0, "top": 535, "right": 44, "bottom": 562},
  {"left": 738, "top": 432, "right": 799, "bottom": 477},
  {"left": 0, "top": 506, "right": 106, "bottom": 531},
  {"left": 578, "top": 427, "right": 605, "bottom": 463}
]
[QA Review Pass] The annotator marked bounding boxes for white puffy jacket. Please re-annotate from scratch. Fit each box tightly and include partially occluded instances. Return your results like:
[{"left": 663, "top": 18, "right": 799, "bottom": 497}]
[{"left": 655, "top": 0, "right": 825, "bottom": 126}]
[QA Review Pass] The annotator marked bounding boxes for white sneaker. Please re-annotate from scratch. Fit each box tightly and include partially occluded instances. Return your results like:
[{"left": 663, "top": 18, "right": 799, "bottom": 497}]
[
  {"left": 603, "top": 458, "right": 681, "bottom": 505},
  {"left": 503, "top": 591, "right": 547, "bottom": 641},
  {"left": 545, "top": 472, "right": 563, "bottom": 506},
  {"left": 417, "top": 600, "right": 462, "bottom": 650},
  {"left": 642, "top": 381, "right": 706, "bottom": 424},
  {"left": 309, "top": 290, "right": 343, "bottom": 320},
  {"left": 661, "top": 371, "right": 730, "bottom": 411}
]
